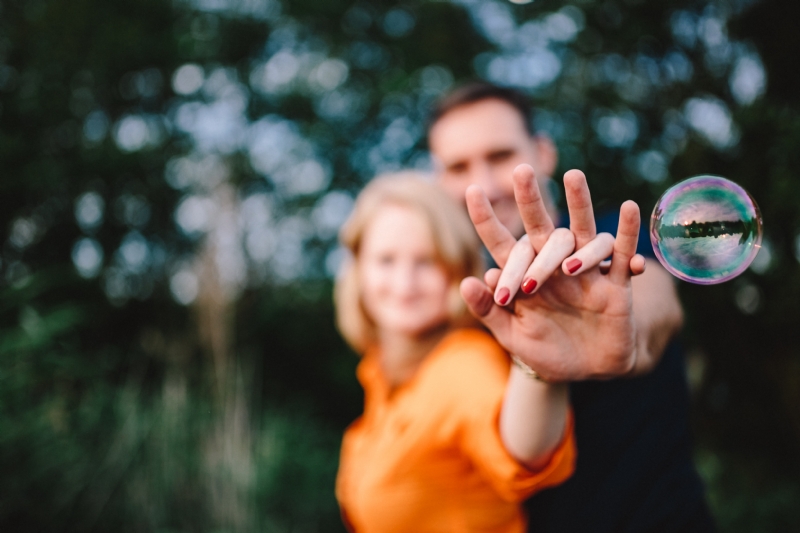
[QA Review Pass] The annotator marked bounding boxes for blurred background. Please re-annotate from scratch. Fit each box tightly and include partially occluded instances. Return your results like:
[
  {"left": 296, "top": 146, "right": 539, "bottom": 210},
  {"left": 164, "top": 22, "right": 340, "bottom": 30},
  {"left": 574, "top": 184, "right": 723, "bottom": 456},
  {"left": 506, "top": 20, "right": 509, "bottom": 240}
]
[{"left": 0, "top": 0, "right": 798, "bottom": 530}]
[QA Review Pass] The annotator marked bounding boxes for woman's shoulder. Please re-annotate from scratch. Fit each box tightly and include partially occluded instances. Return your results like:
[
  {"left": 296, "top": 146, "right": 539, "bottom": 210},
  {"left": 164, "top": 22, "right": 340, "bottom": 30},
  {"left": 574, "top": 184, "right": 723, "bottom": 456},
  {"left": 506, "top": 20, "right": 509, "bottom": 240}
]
[
  {"left": 402, "top": 329, "right": 510, "bottom": 432},
  {"left": 424, "top": 328, "right": 510, "bottom": 390},
  {"left": 436, "top": 327, "right": 507, "bottom": 358}
]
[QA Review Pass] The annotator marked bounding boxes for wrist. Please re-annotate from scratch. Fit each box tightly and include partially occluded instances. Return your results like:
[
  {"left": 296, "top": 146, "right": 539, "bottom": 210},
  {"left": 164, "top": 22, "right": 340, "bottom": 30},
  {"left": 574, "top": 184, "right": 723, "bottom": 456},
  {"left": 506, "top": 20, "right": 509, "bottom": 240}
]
[{"left": 510, "top": 354, "right": 548, "bottom": 383}]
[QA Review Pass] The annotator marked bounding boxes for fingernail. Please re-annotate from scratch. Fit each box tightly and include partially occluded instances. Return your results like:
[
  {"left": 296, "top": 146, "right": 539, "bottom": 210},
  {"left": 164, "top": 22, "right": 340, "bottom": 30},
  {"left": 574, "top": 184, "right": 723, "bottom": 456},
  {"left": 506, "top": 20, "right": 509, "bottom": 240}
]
[
  {"left": 521, "top": 278, "right": 537, "bottom": 294},
  {"left": 496, "top": 287, "right": 510, "bottom": 305},
  {"left": 566, "top": 258, "right": 582, "bottom": 274}
]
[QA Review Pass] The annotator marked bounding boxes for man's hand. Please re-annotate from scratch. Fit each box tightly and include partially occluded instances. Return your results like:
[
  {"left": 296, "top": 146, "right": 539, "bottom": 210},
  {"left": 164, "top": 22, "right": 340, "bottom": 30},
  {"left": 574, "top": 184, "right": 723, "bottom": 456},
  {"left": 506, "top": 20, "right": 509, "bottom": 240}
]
[{"left": 460, "top": 164, "right": 653, "bottom": 382}]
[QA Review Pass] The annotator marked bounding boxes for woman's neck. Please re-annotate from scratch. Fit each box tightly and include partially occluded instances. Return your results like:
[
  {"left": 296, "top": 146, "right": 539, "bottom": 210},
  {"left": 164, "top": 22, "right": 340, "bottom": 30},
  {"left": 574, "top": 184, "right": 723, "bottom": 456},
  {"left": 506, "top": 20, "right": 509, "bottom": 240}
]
[{"left": 378, "top": 324, "right": 448, "bottom": 389}]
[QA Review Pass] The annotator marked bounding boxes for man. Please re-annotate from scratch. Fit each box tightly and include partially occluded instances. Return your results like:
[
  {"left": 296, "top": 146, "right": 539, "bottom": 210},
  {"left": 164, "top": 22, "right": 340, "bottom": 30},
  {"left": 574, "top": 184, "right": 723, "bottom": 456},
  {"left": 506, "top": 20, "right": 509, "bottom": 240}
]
[{"left": 428, "top": 82, "right": 715, "bottom": 532}]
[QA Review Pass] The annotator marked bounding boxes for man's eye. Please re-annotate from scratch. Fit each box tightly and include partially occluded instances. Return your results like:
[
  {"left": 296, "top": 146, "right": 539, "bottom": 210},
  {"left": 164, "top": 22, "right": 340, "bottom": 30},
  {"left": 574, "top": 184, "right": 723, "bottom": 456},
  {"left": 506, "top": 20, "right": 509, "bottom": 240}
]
[
  {"left": 488, "top": 150, "right": 513, "bottom": 163},
  {"left": 448, "top": 164, "right": 467, "bottom": 174}
]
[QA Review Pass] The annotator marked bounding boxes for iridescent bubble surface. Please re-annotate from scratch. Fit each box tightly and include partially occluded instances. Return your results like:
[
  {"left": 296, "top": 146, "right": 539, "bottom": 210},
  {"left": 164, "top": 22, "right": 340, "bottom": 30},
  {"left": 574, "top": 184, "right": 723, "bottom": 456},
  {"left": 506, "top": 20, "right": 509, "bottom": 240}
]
[{"left": 650, "top": 175, "right": 763, "bottom": 284}]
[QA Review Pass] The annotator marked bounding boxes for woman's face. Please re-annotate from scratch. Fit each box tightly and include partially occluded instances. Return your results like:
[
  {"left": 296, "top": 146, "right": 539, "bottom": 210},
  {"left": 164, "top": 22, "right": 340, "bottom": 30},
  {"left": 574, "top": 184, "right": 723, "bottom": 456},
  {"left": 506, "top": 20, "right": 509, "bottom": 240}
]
[{"left": 359, "top": 204, "right": 451, "bottom": 338}]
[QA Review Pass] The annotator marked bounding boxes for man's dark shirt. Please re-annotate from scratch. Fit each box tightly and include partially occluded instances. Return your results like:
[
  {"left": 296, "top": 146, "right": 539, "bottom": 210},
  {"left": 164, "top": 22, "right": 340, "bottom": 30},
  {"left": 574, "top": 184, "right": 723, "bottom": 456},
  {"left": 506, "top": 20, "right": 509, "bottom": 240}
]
[{"left": 523, "top": 212, "right": 715, "bottom": 533}]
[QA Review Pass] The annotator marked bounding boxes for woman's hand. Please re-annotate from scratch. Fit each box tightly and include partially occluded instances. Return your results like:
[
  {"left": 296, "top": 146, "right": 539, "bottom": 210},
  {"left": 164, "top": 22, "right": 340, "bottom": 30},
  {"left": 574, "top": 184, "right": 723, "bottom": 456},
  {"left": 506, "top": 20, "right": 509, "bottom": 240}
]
[{"left": 460, "top": 164, "right": 650, "bottom": 382}]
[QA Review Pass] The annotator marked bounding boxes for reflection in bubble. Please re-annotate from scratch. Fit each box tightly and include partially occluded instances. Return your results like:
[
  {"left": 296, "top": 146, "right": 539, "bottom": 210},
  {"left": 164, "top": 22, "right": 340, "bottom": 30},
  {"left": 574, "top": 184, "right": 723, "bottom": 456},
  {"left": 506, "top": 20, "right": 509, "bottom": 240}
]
[{"left": 650, "top": 175, "right": 763, "bottom": 284}]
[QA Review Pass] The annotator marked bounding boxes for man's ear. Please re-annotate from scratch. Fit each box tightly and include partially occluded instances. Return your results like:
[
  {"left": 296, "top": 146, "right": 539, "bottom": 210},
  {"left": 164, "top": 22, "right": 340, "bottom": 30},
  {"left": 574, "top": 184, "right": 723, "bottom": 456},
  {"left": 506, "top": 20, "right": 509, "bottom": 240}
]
[{"left": 531, "top": 135, "right": 558, "bottom": 177}]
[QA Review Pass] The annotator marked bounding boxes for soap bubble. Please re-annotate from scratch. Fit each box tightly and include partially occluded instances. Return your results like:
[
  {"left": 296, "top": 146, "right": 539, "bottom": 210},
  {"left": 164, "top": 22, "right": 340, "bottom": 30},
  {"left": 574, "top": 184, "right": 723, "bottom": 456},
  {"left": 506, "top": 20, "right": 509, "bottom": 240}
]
[{"left": 650, "top": 175, "right": 762, "bottom": 284}]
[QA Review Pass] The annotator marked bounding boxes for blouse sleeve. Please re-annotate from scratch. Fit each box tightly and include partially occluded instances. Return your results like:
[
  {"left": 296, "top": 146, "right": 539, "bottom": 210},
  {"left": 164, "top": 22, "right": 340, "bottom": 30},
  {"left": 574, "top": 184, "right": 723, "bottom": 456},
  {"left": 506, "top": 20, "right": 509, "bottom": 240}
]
[{"left": 444, "top": 332, "right": 577, "bottom": 503}]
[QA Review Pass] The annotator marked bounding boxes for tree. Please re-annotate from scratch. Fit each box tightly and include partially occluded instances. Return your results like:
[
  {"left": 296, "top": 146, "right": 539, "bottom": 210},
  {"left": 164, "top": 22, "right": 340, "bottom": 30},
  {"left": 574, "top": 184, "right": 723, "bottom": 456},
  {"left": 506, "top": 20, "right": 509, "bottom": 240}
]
[{"left": 0, "top": 0, "right": 797, "bottom": 531}]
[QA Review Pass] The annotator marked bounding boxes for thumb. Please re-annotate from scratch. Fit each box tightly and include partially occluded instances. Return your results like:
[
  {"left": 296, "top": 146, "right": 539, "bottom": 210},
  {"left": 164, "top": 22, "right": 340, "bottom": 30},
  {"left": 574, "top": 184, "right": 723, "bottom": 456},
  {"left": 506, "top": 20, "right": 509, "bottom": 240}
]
[{"left": 460, "top": 277, "right": 512, "bottom": 342}]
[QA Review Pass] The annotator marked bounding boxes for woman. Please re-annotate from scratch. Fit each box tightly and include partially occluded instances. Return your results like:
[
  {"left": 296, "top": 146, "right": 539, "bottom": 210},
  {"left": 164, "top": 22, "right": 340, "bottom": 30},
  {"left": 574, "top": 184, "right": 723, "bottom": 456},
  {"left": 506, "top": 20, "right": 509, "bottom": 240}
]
[{"left": 334, "top": 173, "right": 575, "bottom": 533}]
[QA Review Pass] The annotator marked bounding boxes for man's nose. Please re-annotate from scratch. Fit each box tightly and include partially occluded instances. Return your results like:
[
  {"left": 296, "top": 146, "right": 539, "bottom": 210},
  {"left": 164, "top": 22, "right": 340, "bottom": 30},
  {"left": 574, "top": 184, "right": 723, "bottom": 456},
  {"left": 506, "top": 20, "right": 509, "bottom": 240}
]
[{"left": 472, "top": 163, "right": 502, "bottom": 201}]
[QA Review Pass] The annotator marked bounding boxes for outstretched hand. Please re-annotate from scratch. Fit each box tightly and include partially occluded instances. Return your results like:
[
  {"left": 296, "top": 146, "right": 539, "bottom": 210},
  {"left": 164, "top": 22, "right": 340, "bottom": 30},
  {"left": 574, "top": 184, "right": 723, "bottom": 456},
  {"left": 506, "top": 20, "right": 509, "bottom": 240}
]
[{"left": 460, "top": 164, "right": 647, "bottom": 382}]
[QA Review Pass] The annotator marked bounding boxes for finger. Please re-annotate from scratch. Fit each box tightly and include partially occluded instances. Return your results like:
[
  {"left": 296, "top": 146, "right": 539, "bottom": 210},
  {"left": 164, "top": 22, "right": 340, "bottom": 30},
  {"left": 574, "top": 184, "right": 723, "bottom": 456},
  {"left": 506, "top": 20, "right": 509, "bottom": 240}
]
[
  {"left": 484, "top": 268, "right": 501, "bottom": 290},
  {"left": 563, "top": 169, "right": 597, "bottom": 249},
  {"left": 630, "top": 254, "right": 646, "bottom": 276},
  {"left": 608, "top": 200, "right": 641, "bottom": 284},
  {"left": 494, "top": 235, "right": 536, "bottom": 306},
  {"left": 513, "top": 164, "right": 555, "bottom": 251},
  {"left": 465, "top": 185, "right": 517, "bottom": 268},
  {"left": 460, "top": 277, "right": 512, "bottom": 341},
  {"left": 561, "top": 232, "right": 615, "bottom": 276},
  {"left": 519, "top": 228, "right": 575, "bottom": 294},
  {"left": 600, "top": 256, "right": 645, "bottom": 276}
]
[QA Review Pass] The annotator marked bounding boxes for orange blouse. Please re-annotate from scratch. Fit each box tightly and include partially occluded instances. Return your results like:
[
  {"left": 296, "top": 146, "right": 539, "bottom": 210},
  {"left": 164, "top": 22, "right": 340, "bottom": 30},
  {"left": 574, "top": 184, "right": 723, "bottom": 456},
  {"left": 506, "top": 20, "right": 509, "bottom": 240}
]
[{"left": 335, "top": 328, "right": 576, "bottom": 533}]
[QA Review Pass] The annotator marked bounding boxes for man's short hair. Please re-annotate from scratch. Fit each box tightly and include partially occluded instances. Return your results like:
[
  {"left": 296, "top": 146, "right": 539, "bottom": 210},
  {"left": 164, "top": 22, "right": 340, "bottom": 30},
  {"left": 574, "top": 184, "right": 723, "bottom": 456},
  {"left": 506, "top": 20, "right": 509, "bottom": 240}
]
[{"left": 427, "top": 81, "right": 535, "bottom": 136}]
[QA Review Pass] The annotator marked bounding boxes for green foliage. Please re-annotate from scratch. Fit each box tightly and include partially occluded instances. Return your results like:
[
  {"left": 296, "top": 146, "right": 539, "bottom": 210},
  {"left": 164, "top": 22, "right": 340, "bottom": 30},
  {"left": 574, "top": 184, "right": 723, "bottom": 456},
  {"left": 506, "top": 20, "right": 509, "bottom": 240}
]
[
  {"left": 697, "top": 448, "right": 800, "bottom": 533},
  {"left": 0, "top": 0, "right": 798, "bottom": 530}
]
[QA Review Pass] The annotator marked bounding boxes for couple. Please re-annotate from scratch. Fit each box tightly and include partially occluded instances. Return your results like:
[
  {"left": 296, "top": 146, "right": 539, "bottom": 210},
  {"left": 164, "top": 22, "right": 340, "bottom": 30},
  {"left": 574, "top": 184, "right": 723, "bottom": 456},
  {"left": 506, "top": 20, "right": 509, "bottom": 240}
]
[{"left": 333, "top": 83, "right": 714, "bottom": 532}]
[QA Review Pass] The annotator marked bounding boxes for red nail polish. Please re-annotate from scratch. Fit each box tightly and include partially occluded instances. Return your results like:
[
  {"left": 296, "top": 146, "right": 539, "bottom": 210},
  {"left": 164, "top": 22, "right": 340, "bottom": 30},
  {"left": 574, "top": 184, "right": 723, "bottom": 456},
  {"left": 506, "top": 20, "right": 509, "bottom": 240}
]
[
  {"left": 521, "top": 278, "right": 537, "bottom": 294},
  {"left": 496, "top": 287, "right": 510, "bottom": 305},
  {"left": 566, "top": 258, "right": 582, "bottom": 274}
]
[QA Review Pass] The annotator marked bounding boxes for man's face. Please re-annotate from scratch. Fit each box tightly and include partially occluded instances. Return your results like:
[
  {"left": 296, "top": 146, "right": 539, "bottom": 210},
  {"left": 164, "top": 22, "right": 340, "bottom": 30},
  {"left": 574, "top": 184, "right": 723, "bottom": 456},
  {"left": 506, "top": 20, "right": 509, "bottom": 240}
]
[{"left": 429, "top": 98, "right": 557, "bottom": 238}]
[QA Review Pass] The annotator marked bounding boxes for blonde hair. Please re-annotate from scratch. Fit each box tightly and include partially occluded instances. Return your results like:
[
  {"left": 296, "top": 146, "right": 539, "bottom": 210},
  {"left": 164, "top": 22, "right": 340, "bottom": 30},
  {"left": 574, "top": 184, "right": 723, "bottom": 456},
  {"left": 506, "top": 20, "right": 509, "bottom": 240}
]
[{"left": 334, "top": 172, "right": 484, "bottom": 354}]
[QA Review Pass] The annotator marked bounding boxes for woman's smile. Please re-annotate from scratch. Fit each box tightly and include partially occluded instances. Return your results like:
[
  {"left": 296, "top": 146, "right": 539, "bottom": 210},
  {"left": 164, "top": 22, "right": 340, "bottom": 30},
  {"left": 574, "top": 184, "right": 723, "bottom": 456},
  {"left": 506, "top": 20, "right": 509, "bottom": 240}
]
[{"left": 358, "top": 204, "right": 451, "bottom": 338}]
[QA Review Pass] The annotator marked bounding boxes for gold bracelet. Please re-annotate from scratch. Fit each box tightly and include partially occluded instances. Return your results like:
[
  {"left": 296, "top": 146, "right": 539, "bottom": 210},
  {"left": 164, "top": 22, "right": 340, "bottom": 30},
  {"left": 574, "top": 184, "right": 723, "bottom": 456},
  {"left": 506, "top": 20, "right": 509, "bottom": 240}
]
[{"left": 510, "top": 354, "right": 547, "bottom": 383}]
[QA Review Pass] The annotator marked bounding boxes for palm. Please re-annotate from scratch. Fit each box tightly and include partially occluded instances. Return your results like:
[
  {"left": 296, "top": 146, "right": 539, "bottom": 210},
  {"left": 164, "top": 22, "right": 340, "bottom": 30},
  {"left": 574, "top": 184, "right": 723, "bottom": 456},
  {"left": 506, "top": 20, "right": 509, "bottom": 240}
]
[
  {"left": 461, "top": 165, "right": 644, "bottom": 382},
  {"left": 505, "top": 270, "right": 635, "bottom": 381}
]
